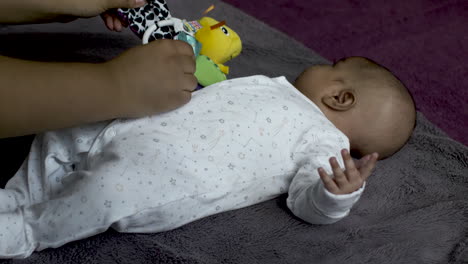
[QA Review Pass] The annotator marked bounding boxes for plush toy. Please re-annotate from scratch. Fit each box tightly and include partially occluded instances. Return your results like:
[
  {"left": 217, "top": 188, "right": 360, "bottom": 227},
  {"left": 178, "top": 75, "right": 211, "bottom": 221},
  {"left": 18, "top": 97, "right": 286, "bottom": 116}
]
[
  {"left": 194, "top": 17, "right": 242, "bottom": 75},
  {"left": 117, "top": 1, "right": 242, "bottom": 87}
]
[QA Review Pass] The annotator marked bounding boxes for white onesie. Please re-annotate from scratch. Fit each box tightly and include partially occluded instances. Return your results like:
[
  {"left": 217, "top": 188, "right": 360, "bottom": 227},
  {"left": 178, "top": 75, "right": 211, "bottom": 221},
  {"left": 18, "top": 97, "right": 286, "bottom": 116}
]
[{"left": 0, "top": 76, "right": 364, "bottom": 258}]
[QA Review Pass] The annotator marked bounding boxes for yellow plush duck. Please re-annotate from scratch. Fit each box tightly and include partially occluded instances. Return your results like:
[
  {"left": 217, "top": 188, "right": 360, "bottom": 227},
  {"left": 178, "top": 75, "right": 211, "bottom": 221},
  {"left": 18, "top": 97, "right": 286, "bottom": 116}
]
[
  {"left": 194, "top": 17, "right": 242, "bottom": 75},
  {"left": 147, "top": 16, "right": 242, "bottom": 87}
]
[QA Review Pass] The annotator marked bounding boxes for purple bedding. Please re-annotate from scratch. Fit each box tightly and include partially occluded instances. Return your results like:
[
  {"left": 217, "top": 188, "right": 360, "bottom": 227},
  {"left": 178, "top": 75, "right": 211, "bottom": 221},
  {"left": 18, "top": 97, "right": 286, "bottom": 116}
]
[{"left": 225, "top": 0, "right": 468, "bottom": 146}]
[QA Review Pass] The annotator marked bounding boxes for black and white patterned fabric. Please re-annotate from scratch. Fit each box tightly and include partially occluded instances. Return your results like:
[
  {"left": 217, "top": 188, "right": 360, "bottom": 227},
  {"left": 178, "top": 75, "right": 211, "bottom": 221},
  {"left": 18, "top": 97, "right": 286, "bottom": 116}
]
[{"left": 118, "top": 0, "right": 176, "bottom": 42}]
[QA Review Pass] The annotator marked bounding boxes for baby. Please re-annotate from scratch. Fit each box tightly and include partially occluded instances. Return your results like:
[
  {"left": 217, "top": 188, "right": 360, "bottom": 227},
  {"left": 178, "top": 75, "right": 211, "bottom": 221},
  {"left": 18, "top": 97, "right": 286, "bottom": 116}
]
[{"left": 0, "top": 57, "right": 415, "bottom": 258}]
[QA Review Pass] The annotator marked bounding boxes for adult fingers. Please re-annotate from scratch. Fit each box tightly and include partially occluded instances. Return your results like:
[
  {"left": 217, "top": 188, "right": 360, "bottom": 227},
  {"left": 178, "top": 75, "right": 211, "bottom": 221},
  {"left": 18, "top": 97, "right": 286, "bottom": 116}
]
[
  {"left": 177, "top": 55, "right": 196, "bottom": 75},
  {"left": 106, "top": 0, "right": 147, "bottom": 9},
  {"left": 113, "top": 16, "right": 123, "bottom": 31},
  {"left": 181, "top": 74, "right": 198, "bottom": 93},
  {"left": 145, "top": 40, "right": 194, "bottom": 60},
  {"left": 172, "top": 40, "right": 196, "bottom": 57},
  {"left": 101, "top": 13, "right": 114, "bottom": 30}
]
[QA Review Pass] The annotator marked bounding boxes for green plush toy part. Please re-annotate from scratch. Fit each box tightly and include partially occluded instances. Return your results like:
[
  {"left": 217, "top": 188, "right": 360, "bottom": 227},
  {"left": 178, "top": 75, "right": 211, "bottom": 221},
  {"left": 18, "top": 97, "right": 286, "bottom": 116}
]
[{"left": 194, "top": 55, "right": 227, "bottom": 87}]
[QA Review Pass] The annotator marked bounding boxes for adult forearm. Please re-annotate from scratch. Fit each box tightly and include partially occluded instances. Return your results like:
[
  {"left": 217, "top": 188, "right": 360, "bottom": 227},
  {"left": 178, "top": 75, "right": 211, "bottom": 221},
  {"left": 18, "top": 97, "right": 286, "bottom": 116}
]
[
  {"left": 0, "top": 0, "right": 66, "bottom": 24},
  {"left": 0, "top": 55, "right": 118, "bottom": 138},
  {"left": 0, "top": 0, "right": 145, "bottom": 24}
]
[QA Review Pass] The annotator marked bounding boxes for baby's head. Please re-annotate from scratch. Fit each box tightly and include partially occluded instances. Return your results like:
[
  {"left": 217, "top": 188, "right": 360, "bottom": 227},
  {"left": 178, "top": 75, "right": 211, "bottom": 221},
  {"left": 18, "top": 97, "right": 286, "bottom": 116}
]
[{"left": 295, "top": 56, "right": 416, "bottom": 159}]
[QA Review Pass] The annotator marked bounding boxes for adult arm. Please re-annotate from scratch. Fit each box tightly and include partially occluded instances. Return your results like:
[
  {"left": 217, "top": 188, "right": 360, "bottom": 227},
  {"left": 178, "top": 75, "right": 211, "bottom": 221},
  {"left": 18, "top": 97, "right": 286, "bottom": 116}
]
[
  {"left": 0, "top": 0, "right": 145, "bottom": 24},
  {"left": 0, "top": 40, "right": 196, "bottom": 138},
  {"left": 0, "top": 55, "right": 116, "bottom": 138}
]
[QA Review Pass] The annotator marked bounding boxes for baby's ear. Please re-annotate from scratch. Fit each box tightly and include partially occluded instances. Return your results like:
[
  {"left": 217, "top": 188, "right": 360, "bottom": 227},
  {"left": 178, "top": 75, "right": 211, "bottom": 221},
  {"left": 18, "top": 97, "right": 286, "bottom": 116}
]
[{"left": 322, "top": 89, "right": 356, "bottom": 111}]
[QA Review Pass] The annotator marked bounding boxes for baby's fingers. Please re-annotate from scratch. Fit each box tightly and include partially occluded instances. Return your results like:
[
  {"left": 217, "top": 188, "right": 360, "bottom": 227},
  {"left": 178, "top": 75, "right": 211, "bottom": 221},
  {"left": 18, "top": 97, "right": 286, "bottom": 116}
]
[
  {"left": 330, "top": 157, "right": 348, "bottom": 187},
  {"left": 318, "top": 168, "right": 339, "bottom": 194},
  {"left": 341, "top": 149, "right": 359, "bottom": 181},
  {"left": 359, "top": 152, "right": 379, "bottom": 181}
]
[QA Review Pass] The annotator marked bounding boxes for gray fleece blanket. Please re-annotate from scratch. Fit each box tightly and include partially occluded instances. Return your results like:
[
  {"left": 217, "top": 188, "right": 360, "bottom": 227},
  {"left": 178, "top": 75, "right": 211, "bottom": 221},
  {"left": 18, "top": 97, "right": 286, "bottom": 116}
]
[{"left": 0, "top": 0, "right": 467, "bottom": 263}]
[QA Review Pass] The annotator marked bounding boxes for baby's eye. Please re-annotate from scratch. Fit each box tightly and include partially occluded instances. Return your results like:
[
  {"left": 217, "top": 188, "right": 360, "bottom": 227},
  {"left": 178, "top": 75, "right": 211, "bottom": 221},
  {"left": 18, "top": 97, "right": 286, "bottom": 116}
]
[{"left": 221, "top": 27, "right": 229, "bottom": 36}]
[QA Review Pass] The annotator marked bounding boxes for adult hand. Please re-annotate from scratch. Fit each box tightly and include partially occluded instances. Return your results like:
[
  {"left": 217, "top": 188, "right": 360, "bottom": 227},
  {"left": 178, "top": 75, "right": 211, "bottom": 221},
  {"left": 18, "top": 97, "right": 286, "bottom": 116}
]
[
  {"left": 318, "top": 149, "right": 378, "bottom": 195},
  {"left": 101, "top": 10, "right": 128, "bottom": 32},
  {"left": 59, "top": 0, "right": 146, "bottom": 19},
  {"left": 105, "top": 39, "right": 197, "bottom": 117},
  {"left": 0, "top": 0, "right": 146, "bottom": 24}
]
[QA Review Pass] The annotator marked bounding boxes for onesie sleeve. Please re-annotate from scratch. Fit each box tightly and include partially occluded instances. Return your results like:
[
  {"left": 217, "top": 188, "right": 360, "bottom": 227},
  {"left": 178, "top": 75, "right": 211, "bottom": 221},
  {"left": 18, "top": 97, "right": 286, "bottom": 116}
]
[
  {"left": 286, "top": 131, "right": 365, "bottom": 225},
  {"left": 287, "top": 166, "right": 364, "bottom": 224}
]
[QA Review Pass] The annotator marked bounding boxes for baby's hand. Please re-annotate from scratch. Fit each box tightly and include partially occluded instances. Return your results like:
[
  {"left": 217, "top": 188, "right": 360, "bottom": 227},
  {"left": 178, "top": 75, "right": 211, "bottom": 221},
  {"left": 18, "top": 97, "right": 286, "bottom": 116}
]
[{"left": 318, "top": 149, "right": 378, "bottom": 195}]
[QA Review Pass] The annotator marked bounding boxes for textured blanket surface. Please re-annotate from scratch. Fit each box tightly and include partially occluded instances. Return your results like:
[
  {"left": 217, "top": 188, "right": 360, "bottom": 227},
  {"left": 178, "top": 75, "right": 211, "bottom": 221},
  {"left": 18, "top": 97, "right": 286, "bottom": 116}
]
[{"left": 0, "top": 0, "right": 467, "bottom": 263}]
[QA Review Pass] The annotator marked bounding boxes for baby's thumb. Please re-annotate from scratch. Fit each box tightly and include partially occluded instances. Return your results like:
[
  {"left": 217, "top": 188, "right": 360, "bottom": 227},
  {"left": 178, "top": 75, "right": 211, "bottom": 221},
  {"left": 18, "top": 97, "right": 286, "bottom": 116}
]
[{"left": 107, "top": 0, "right": 147, "bottom": 9}]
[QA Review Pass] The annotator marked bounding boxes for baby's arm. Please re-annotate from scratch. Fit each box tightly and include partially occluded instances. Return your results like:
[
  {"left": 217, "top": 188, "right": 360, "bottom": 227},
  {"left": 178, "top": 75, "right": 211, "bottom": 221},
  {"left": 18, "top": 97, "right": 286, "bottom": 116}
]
[{"left": 287, "top": 149, "right": 377, "bottom": 225}]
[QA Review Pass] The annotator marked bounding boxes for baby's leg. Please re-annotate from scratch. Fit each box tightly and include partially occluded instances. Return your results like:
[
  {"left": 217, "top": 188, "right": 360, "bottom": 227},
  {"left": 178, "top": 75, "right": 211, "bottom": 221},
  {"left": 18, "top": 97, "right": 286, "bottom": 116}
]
[
  {"left": 0, "top": 149, "right": 156, "bottom": 258},
  {"left": 0, "top": 137, "right": 59, "bottom": 258},
  {"left": 0, "top": 122, "right": 117, "bottom": 258},
  {"left": 0, "top": 208, "right": 34, "bottom": 258},
  {"left": 1, "top": 121, "right": 110, "bottom": 212},
  {"left": 0, "top": 135, "right": 44, "bottom": 213}
]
